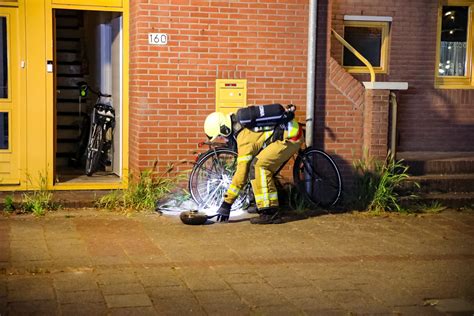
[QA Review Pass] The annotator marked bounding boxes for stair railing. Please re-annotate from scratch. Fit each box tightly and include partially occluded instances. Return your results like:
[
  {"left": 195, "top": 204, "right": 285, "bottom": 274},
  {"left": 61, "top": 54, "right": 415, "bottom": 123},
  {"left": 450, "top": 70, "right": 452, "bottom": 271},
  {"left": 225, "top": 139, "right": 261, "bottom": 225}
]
[{"left": 331, "top": 28, "right": 375, "bottom": 83}]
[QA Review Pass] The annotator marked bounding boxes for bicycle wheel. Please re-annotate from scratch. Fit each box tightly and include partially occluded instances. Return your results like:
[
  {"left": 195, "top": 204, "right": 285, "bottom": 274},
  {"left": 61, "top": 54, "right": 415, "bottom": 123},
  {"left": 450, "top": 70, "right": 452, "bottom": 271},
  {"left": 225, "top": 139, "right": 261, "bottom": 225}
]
[
  {"left": 293, "top": 148, "right": 342, "bottom": 207},
  {"left": 85, "top": 124, "right": 104, "bottom": 176},
  {"left": 189, "top": 148, "right": 251, "bottom": 210}
]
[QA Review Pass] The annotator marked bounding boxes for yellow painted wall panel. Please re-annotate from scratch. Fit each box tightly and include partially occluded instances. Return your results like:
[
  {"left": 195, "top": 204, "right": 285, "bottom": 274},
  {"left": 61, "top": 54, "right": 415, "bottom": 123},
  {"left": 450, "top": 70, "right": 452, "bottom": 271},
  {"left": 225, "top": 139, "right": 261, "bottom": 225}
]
[{"left": 51, "top": 0, "right": 122, "bottom": 7}]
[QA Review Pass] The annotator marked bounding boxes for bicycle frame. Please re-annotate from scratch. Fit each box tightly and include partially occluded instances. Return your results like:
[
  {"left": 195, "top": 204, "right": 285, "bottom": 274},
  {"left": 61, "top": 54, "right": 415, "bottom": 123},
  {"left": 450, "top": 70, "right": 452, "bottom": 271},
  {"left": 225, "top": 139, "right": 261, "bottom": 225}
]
[
  {"left": 82, "top": 82, "right": 115, "bottom": 176},
  {"left": 189, "top": 123, "right": 342, "bottom": 209}
]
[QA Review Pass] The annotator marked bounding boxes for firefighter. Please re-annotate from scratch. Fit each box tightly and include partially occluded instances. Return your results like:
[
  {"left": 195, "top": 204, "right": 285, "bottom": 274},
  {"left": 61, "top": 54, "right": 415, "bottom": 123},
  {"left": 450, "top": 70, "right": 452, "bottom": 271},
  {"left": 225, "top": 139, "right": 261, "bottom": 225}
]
[{"left": 204, "top": 104, "right": 303, "bottom": 224}]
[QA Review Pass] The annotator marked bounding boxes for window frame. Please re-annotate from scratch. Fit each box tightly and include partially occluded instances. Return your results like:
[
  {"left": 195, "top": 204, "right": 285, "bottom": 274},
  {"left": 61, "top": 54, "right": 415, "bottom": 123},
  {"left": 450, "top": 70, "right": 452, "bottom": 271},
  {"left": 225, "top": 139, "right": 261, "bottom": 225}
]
[
  {"left": 0, "top": 14, "right": 10, "bottom": 101},
  {"left": 342, "top": 20, "right": 390, "bottom": 74},
  {"left": 0, "top": 110, "right": 10, "bottom": 151},
  {"left": 435, "top": 0, "right": 474, "bottom": 89}
]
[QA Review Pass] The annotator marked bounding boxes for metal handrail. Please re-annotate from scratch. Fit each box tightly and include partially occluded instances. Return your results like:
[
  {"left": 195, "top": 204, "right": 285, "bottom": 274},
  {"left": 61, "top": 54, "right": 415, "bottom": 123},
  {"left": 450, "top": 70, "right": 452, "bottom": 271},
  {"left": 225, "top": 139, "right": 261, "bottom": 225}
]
[{"left": 331, "top": 28, "right": 375, "bottom": 82}]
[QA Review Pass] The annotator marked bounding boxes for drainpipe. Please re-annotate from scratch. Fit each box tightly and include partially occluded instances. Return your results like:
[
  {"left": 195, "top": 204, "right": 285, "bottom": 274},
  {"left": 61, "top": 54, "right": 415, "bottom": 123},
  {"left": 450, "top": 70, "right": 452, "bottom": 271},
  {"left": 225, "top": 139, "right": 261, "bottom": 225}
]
[{"left": 306, "top": 0, "right": 317, "bottom": 147}]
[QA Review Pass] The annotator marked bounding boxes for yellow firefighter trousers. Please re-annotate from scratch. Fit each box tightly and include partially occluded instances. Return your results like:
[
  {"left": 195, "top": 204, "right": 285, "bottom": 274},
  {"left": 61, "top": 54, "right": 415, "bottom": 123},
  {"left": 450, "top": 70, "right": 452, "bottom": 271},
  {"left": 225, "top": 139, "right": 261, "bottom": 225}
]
[{"left": 223, "top": 128, "right": 303, "bottom": 210}]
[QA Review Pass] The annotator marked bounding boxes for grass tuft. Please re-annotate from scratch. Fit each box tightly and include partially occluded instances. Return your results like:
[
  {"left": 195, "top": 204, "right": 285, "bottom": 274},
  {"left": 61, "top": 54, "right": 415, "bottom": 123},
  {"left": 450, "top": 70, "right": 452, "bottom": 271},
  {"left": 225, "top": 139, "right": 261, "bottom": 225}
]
[
  {"left": 21, "top": 172, "right": 60, "bottom": 216},
  {"left": 97, "top": 162, "right": 186, "bottom": 213},
  {"left": 349, "top": 152, "right": 418, "bottom": 214},
  {"left": 3, "top": 195, "right": 15, "bottom": 213}
]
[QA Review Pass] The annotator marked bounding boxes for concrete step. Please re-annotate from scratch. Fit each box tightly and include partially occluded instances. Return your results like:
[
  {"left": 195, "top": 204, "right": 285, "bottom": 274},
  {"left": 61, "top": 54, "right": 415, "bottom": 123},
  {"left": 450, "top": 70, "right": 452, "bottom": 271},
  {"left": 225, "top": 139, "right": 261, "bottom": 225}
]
[
  {"left": 401, "top": 192, "right": 474, "bottom": 209},
  {"left": 397, "top": 151, "right": 474, "bottom": 176},
  {"left": 399, "top": 174, "right": 474, "bottom": 194}
]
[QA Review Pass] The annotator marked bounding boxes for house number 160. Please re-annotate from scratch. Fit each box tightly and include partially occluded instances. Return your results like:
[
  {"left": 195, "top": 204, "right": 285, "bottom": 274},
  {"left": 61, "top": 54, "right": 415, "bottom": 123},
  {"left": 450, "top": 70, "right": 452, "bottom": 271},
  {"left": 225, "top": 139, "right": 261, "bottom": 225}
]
[{"left": 148, "top": 33, "right": 168, "bottom": 45}]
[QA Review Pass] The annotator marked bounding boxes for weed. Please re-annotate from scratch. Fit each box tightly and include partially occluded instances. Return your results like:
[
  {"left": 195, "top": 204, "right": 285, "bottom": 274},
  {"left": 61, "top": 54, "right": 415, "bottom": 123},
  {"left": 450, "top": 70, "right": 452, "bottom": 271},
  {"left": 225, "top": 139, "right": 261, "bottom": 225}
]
[
  {"left": 350, "top": 152, "right": 417, "bottom": 213},
  {"left": 406, "top": 200, "right": 447, "bottom": 214},
  {"left": 21, "top": 172, "right": 59, "bottom": 216},
  {"left": 3, "top": 195, "right": 15, "bottom": 213},
  {"left": 97, "top": 162, "right": 186, "bottom": 212}
]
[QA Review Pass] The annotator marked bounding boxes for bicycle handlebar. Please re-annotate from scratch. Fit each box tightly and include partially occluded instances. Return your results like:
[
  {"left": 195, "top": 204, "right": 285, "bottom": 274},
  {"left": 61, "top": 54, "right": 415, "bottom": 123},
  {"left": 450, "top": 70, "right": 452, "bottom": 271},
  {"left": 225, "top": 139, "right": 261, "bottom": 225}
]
[
  {"left": 78, "top": 81, "right": 111, "bottom": 98},
  {"left": 198, "top": 141, "right": 228, "bottom": 148}
]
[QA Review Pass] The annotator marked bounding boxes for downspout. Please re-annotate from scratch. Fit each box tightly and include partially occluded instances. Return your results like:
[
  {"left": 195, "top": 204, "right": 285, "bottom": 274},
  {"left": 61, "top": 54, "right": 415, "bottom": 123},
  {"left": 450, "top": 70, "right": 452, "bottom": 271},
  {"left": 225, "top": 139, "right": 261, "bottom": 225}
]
[{"left": 306, "top": 0, "right": 317, "bottom": 147}]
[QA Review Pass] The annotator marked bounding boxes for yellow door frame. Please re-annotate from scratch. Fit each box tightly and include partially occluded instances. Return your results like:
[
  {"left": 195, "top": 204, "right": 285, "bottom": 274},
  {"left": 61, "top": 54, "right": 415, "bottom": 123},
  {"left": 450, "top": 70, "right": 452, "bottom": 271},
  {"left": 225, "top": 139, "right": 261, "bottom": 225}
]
[
  {"left": 0, "top": 0, "right": 129, "bottom": 191},
  {"left": 48, "top": 1, "right": 129, "bottom": 191}
]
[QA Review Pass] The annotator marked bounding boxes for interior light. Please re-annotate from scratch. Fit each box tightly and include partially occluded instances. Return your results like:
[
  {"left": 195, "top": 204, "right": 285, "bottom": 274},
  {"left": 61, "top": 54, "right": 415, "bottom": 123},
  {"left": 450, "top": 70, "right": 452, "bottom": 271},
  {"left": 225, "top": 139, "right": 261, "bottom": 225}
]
[
  {"left": 445, "top": 65, "right": 450, "bottom": 69},
  {"left": 448, "top": 46, "right": 452, "bottom": 49},
  {"left": 447, "top": 60, "right": 451, "bottom": 64},
  {"left": 449, "top": 30, "right": 454, "bottom": 34},
  {"left": 444, "top": 11, "right": 453, "bottom": 16},
  {"left": 439, "top": 69, "right": 445, "bottom": 74}
]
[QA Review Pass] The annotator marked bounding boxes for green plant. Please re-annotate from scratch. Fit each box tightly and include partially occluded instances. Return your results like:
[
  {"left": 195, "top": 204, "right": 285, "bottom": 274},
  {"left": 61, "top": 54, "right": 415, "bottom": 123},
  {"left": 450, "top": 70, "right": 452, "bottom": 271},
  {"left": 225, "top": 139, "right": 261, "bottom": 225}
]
[
  {"left": 405, "top": 200, "right": 446, "bottom": 214},
  {"left": 4, "top": 194, "right": 15, "bottom": 213},
  {"left": 97, "top": 161, "right": 186, "bottom": 212},
  {"left": 21, "top": 172, "right": 59, "bottom": 216},
  {"left": 350, "top": 152, "right": 417, "bottom": 213},
  {"left": 285, "top": 183, "right": 311, "bottom": 214}
]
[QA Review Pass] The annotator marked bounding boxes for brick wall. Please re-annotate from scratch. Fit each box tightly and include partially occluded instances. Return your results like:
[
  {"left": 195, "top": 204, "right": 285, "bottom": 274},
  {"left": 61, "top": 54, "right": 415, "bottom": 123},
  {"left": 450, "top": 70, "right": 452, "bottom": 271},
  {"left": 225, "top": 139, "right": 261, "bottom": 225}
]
[
  {"left": 332, "top": 0, "right": 474, "bottom": 153},
  {"left": 129, "top": 0, "right": 309, "bottom": 174}
]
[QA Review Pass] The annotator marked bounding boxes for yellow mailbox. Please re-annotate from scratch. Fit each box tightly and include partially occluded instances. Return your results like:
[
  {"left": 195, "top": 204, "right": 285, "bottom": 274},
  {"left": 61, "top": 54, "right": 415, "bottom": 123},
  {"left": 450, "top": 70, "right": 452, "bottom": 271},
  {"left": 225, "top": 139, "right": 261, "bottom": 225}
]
[{"left": 215, "top": 79, "right": 247, "bottom": 114}]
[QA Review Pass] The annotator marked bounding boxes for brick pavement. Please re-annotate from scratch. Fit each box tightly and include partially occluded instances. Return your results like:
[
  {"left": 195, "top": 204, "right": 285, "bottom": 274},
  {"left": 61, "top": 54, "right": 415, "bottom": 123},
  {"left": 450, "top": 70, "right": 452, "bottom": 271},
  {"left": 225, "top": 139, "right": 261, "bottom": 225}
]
[{"left": 0, "top": 208, "right": 473, "bottom": 315}]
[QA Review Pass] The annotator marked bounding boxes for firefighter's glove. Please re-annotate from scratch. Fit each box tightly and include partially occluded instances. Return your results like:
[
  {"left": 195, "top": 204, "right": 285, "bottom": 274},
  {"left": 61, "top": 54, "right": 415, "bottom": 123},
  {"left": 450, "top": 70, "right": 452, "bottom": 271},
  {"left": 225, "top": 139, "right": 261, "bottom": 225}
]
[{"left": 216, "top": 201, "right": 232, "bottom": 222}]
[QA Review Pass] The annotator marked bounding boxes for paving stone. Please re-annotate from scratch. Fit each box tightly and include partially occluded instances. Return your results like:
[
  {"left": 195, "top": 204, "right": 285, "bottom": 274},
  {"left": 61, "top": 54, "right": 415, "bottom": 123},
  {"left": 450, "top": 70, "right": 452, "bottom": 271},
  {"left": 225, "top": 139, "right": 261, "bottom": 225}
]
[
  {"left": 54, "top": 272, "right": 98, "bottom": 291},
  {"left": 230, "top": 283, "right": 290, "bottom": 307},
  {"left": 291, "top": 296, "right": 342, "bottom": 312},
  {"left": 60, "top": 302, "right": 108, "bottom": 316},
  {"left": 216, "top": 271, "right": 265, "bottom": 285},
  {"left": 100, "top": 282, "right": 146, "bottom": 295},
  {"left": 8, "top": 276, "right": 56, "bottom": 302},
  {"left": 135, "top": 267, "right": 184, "bottom": 288},
  {"left": 56, "top": 289, "right": 104, "bottom": 304},
  {"left": 153, "top": 296, "right": 206, "bottom": 315},
  {"left": 96, "top": 270, "right": 138, "bottom": 285},
  {"left": 251, "top": 303, "right": 303, "bottom": 315},
  {"left": 47, "top": 240, "right": 89, "bottom": 259},
  {"left": 8, "top": 300, "right": 59, "bottom": 315},
  {"left": 148, "top": 285, "right": 195, "bottom": 301},
  {"left": 179, "top": 268, "right": 231, "bottom": 291},
  {"left": 104, "top": 293, "right": 153, "bottom": 308},
  {"left": 261, "top": 272, "right": 312, "bottom": 288},
  {"left": 192, "top": 289, "right": 250, "bottom": 315},
  {"left": 92, "top": 255, "right": 131, "bottom": 266},
  {"left": 109, "top": 306, "right": 157, "bottom": 316},
  {"left": 10, "top": 242, "right": 51, "bottom": 261}
]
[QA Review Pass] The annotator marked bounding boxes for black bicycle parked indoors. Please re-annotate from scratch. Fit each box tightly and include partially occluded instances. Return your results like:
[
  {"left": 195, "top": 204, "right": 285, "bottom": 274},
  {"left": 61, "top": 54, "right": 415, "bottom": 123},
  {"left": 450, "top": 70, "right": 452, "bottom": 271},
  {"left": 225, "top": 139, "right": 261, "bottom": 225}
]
[{"left": 78, "top": 82, "right": 115, "bottom": 176}]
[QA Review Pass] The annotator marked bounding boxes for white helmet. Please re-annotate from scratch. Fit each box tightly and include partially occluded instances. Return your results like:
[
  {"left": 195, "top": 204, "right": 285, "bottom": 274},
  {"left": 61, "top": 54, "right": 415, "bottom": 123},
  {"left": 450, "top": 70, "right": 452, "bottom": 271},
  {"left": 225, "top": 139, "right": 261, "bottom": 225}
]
[{"left": 204, "top": 112, "right": 232, "bottom": 141}]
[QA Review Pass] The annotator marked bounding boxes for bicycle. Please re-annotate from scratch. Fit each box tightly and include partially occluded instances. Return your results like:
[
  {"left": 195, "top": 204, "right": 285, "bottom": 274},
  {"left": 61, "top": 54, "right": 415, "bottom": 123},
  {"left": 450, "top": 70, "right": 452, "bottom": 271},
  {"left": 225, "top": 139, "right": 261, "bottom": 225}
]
[
  {"left": 188, "top": 123, "right": 342, "bottom": 212},
  {"left": 78, "top": 82, "right": 115, "bottom": 176}
]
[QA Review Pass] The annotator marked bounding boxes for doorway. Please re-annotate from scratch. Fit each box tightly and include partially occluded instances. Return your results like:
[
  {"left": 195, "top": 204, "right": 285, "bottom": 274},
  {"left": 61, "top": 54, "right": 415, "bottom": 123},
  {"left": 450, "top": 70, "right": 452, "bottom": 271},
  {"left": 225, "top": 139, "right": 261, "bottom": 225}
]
[{"left": 54, "top": 9, "right": 123, "bottom": 184}]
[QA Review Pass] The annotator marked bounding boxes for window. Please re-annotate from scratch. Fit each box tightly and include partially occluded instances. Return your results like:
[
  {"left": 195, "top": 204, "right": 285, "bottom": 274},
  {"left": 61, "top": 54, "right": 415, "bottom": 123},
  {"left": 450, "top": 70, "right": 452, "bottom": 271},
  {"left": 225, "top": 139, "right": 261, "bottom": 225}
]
[
  {"left": 0, "top": 17, "right": 7, "bottom": 99},
  {"left": 0, "top": 112, "right": 8, "bottom": 149},
  {"left": 342, "top": 20, "right": 390, "bottom": 74},
  {"left": 436, "top": 1, "right": 474, "bottom": 88}
]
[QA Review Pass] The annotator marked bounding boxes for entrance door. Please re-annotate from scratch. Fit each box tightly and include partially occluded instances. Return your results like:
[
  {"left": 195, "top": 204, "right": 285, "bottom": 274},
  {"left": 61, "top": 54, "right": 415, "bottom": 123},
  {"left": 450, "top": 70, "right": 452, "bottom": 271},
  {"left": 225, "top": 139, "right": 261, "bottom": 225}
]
[{"left": 0, "top": 7, "right": 20, "bottom": 185}]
